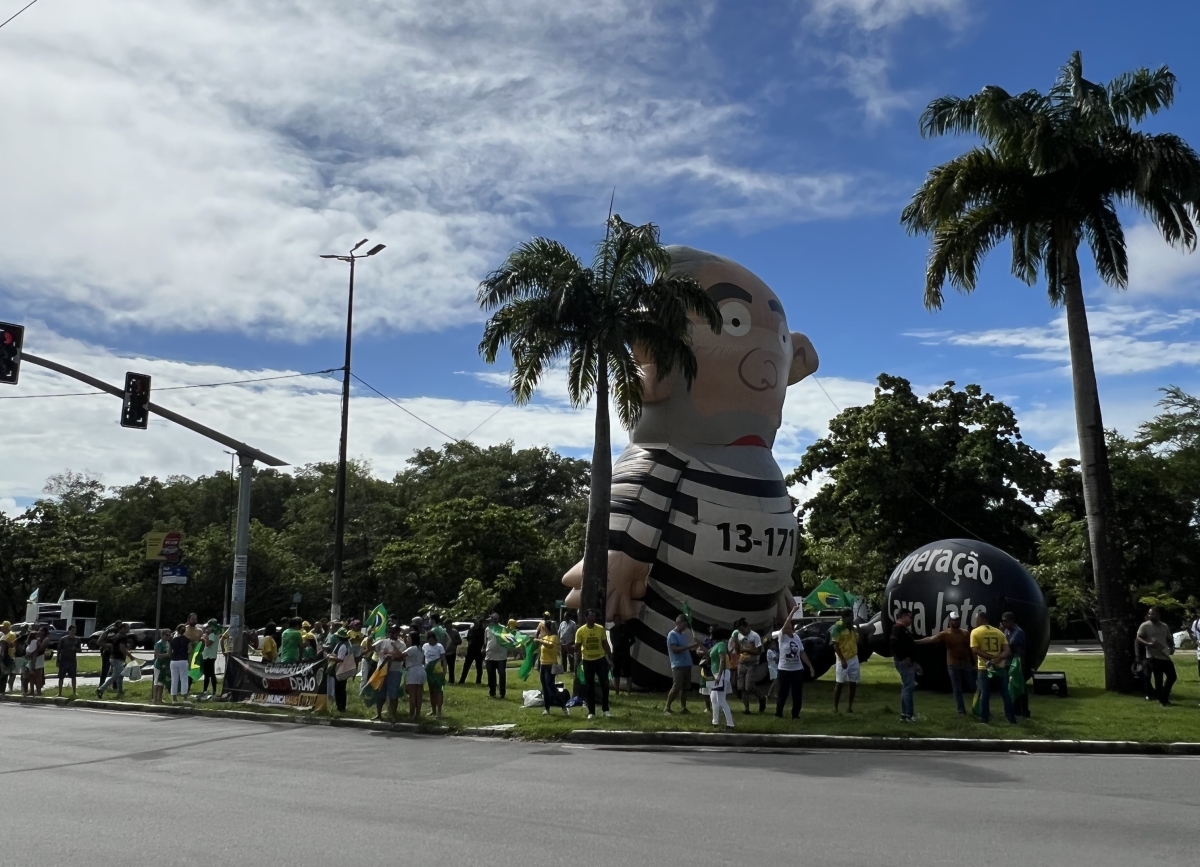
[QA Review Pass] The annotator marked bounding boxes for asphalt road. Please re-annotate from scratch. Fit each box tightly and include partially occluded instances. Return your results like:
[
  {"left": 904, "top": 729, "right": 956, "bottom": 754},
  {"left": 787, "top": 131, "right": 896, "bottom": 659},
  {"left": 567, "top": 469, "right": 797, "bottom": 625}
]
[{"left": 1, "top": 704, "right": 1194, "bottom": 866}]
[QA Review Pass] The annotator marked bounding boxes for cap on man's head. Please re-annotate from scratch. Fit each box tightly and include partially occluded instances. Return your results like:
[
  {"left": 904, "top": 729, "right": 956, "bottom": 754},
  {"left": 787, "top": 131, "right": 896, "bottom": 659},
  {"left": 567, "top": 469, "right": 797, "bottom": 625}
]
[{"left": 947, "top": 611, "right": 960, "bottom": 620}]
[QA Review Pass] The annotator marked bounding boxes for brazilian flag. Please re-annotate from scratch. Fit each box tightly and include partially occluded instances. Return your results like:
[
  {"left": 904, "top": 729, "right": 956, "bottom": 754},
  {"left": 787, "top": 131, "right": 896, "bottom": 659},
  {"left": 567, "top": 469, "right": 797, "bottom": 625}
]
[
  {"left": 804, "top": 578, "right": 856, "bottom": 612},
  {"left": 188, "top": 641, "right": 203, "bottom": 683},
  {"left": 366, "top": 603, "right": 388, "bottom": 640}
]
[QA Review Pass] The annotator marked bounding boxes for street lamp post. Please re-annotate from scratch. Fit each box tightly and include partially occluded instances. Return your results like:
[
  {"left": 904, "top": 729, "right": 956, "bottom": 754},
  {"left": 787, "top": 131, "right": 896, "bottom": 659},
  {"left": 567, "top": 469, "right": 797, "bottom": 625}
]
[{"left": 320, "top": 239, "right": 385, "bottom": 623}]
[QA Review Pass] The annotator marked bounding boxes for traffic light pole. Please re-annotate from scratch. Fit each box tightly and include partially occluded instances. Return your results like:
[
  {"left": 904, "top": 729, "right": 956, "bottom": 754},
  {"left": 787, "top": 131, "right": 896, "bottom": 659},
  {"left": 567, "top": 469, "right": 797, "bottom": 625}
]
[{"left": 20, "top": 352, "right": 286, "bottom": 656}]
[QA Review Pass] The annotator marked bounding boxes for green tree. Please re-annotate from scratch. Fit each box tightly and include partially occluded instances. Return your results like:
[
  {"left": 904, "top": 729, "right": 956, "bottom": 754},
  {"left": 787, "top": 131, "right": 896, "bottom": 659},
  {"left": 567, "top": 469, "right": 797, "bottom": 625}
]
[
  {"left": 478, "top": 215, "right": 719, "bottom": 613},
  {"left": 790, "top": 375, "right": 1052, "bottom": 599},
  {"left": 900, "top": 52, "right": 1200, "bottom": 691}
]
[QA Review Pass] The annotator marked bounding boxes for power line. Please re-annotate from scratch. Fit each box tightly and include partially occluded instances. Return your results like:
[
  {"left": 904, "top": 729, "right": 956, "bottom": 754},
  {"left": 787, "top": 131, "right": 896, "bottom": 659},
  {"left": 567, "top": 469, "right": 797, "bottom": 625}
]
[
  {"left": 0, "top": 367, "right": 342, "bottom": 399},
  {"left": 808, "top": 374, "right": 989, "bottom": 544},
  {"left": 462, "top": 403, "right": 505, "bottom": 440},
  {"left": 349, "top": 372, "right": 458, "bottom": 442},
  {"left": 0, "top": 0, "right": 41, "bottom": 32}
]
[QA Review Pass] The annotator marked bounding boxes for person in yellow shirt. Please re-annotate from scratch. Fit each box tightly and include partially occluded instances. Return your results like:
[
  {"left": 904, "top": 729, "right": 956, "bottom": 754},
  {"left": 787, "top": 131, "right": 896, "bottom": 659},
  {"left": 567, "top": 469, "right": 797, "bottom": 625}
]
[
  {"left": 828, "top": 608, "right": 860, "bottom": 713},
  {"left": 574, "top": 609, "right": 612, "bottom": 719},
  {"left": 258, "top": 622, "right": 279, "bottom": 663},
  {"left": 535, "top": 614, "right": 567, "bottom": 717},
  {"left": 969, "top": 611, "right": 1015, "bottom": 724}
]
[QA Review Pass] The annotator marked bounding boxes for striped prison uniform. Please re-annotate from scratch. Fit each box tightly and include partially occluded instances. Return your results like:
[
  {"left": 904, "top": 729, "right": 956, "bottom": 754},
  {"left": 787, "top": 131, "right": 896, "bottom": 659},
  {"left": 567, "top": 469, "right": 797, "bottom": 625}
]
[{"left": 608, "top": 442, "right": 797, "bottom": 690}]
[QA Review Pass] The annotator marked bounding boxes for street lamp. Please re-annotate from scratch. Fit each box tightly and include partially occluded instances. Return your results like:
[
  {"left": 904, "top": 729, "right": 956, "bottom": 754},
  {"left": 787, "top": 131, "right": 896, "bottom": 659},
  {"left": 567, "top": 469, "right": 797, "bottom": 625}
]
[{"left": 320, "top": 238, "right": 385, "bottom": 623}]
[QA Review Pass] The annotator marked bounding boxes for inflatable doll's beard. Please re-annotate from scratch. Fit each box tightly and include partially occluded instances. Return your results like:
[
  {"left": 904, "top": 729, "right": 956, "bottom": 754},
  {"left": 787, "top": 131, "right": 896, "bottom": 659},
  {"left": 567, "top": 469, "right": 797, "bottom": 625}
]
[{"left": 629, "top": 401, "right": 780, "bottom": 448}]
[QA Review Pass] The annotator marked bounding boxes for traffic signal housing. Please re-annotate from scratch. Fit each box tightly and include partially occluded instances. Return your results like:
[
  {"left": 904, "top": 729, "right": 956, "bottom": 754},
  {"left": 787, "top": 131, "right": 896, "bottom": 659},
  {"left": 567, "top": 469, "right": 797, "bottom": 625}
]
[
  {"left": 121, "top": 372, "right": 151, "bottom": 429},
  {"left": 0, "top": 322, "right": 23, "bottom": 385}
]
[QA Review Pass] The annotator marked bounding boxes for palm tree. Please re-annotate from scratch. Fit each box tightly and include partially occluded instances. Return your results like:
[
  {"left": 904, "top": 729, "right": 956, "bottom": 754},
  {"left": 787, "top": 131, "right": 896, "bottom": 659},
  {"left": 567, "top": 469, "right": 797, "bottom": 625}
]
[
  {"left": 478, "top": 215, "right": 720, "bottom": 615},
  {"left": 901, "top": 51, "right": 1200, "bottom": 692}
]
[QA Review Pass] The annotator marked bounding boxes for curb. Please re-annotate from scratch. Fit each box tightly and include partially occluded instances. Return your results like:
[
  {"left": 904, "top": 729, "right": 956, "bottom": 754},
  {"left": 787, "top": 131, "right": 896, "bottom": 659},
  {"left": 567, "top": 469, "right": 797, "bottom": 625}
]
[
  {"left": 562, "top": 729, "right": 1200, "bottom": 755},
  {"left": 5, "top": 694, "right": 1199, "bottom": 755},
  {"left": 0, "top": 693, "right": 446, "bottom": 735}
]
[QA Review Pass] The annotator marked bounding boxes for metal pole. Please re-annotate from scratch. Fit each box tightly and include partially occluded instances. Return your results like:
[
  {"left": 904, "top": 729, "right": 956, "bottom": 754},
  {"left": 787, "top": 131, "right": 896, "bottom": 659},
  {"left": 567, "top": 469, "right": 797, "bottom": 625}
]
[
  {"left": 155, "top": 564, "right": 163, "bottom": 633},
  {"left": 223, "top": 450, "right": 234, "bottom": 625},
  {"left": 228, "top": 452, "right": 254, "bottom": 656},
  {"left": 331, "top": 256, "right": 355, "bottom": 624}
]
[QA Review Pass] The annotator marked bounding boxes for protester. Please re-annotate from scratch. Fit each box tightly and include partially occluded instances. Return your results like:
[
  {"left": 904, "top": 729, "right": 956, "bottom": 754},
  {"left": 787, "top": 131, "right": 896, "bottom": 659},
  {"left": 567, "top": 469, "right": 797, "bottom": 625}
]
[
  {"left": 359, "top": 630, "right": 376, "bottom": 684},
  {"left": 403, "top": 629, "right": 428, "bottom": 721},
  {"left": 1000, "top": 612, "right": 1030, "bottom": 718},
  {"left": 535, "top": 614, "right": 566, "bottom": 716},
  {"left": 970, "top": 610, "right": 1016, "bottom": 724},
  {"left": 707, "top": 630, "right": 734, "bottom": 729},
  {"left": 152, "top": 628, "right": 171, "bottom": 704},
  {"left": 829, "top": 608, "right": 860, "bottom": 713},
  {"left": 436, "top": 615, "right": 459, "bottom": 683},
  {"left": 279, "top": 617, "right": 303, "bottom": 663},
  {"left": 372, "top": 623, "right": 406, "bottom": 721},
  {"left": 184, "top": 613, "right": 203, "bottom": 653},
  {"left": 322, "top": 621, "right": 343, "bottom": 707},
  {"left": 576, "top": 608, "right": 612, "bottom": 719},
  {"left": 765, "top": 635, "right": 779, "bottom": 703},
  {"left": 13, "top": 627, "right": 29, "bottom": 694},
  {"left": 423, "top": 629, "right": 448, "bottom": 719},
  {"left": 484, "top": 613, "right": 509, "bottom": 699},
  {"left": 327, "top": 627, "right": 353, "bottom": 713},
  {"left": 56, "top": 624, "right": 80, "bottom": 698},
  {"left": 775, "top": 605, "right": 815, "bottom": 720},
  {"left": 891, "top": 609, "right": 918, "bottom": 722},
  {"left": 98, "top": 620, "right": 120, "bottom": 684},
  {"left": 915, "top": 610, "right": 974, "bottom": 715},
  {"left": 200, "top": 619, "right": 221, "bottom": 698},
  {"left": 459, "top": 618, "right": 485, "bottom": 685},
  {"left": 1190, "top": 608, "right": 1200, "bottom": 705},
  {"left": 1135, "top": 606, "right": 1177, "bottom": 707},
  {"left": 25, "top": 626, "right": 48, "bottom": 696},
  {"left": 96, "top": 624, "right": 132, "bottom": 699},
  {"left": 664, "top": 615, "right": 696, "bottom": 715},
  {"left": 347, "top": 620, "right": 365, "bottom": 680},
  {"left": 609, "top": 613, "right": 636, "bottom": 695},
  {"left": 729, "top": 617, "right": 766, "bottom": 714},
  {"left": 259, "top": 622, "right": 279, "bottom": 663},
  {"left": 169, "top": 624, "right": 192, "bottom": 702},
  {"left": 0, "top": 621, "right": 12, "bottom": 695},
  {"left": 558, "top": 613, "right": 578, "bottom": 674},
  {"left": 1135, "top": 611, "right": 1154, "bottom": 700}
]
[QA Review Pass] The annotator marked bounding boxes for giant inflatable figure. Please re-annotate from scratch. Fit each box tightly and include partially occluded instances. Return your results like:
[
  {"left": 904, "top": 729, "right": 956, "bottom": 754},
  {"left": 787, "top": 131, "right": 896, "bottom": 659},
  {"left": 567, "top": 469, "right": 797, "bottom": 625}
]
[
  {"left": 871, "top": 539, "right": 1051, "bottom": 689},
  {"left": 563, "top": 246, "right": 819, "bottom": 689}
]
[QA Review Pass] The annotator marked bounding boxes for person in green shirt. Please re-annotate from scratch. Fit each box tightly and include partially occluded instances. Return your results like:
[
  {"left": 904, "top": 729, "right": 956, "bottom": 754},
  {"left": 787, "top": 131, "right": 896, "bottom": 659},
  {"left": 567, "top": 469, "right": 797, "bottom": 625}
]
[
  {"left": 279, "top": 617, "right": 303, "bottom": 664},
  {"left": 152, "top": 628, "right": 171, "bottom": 705}
]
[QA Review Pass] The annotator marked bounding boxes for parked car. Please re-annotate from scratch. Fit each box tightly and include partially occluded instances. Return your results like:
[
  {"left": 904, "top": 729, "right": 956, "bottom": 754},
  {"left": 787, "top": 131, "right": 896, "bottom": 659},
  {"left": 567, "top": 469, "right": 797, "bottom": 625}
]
[
  {"left": 85, "top": 621, "right": 156, "bottom": 651},
  {"left": 452, "top": 621, "right": 474, "bottom": 643},
  {"left": 514, "top": 619, "right": 543, "bottom": 639}
]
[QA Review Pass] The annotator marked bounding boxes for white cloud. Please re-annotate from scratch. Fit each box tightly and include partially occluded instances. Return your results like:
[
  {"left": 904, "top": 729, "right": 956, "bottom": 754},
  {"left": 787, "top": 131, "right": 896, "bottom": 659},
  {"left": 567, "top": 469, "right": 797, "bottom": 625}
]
[
  {"left": 908, "top": 306, "right": 1200, "bottom": 376},
  {"left": 806, "top": 0, "right": 965, "bottom": 31},
  {"left": 0, "top": 0, "right": 874, "bottom": 341},
  {"left": 1124, "top": 222, "right": 1200, "bottom": 297},
  {"left": 832, "top": 53, "right": 913, "bottom": 122}
]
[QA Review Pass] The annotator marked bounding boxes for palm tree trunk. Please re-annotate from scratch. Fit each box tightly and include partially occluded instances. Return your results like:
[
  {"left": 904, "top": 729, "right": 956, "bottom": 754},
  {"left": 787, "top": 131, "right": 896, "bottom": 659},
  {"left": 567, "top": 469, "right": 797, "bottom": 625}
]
[
  {"left": 1060, "top": 229, "right": 1135, "bottom": 692},
  {"left": 580, "top": 347, "right": 611, "bottom": 617}
]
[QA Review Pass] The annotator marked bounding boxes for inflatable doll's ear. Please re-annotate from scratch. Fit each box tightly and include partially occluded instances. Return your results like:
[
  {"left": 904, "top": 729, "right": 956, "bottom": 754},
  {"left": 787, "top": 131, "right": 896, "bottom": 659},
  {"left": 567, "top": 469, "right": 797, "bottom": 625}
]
[
  {"left": 634, "top": 345, "right": 678, "bottom": 402},
  {"left": 788, "top": 333, "right": 819, "bottom": 385}
]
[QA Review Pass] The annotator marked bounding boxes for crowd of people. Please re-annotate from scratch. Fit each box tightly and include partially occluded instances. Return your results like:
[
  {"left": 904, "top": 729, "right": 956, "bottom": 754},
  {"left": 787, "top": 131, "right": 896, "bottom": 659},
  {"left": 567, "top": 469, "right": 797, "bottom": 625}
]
[{"left": 4, "top": 604, "right": 1198, "bottom": 728}]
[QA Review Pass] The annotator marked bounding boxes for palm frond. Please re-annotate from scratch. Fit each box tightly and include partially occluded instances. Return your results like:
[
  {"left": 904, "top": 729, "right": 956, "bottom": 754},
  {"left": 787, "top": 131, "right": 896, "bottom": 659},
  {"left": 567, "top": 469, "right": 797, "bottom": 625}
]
[
  {"left": 566, "top": 342, "right": 599, "bottom": 408},
  {"left": 1082, "top": 196, "right": 1128, "bottom": 287},
  {"left": 1010, "top": 221, "right": 1046, "bottom": 286},
  {"left": 1108, "top": 65, "right": 1176, "bottom": 125},
  {"left": 923, "top": 206, "right": 1013, "bottom": 309},
  {"left": 608, "top": 346, "right": 645, "bottom": 430},
  {"left": 477, "top": 238, "right": 586, "bottom": 310}
]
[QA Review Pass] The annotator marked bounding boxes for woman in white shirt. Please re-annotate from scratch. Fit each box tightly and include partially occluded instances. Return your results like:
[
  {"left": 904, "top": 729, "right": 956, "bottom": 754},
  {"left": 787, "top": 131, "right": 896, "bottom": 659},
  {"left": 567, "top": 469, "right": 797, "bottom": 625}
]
[
  {"left": 422, "top": 630, "right": 447, "bottom": 719},
  {"left": 775, "top": 605, "right": 816, "bottom": 721},
  {"left": 403, "top": 630, "right": 428, "bottom": 721}
]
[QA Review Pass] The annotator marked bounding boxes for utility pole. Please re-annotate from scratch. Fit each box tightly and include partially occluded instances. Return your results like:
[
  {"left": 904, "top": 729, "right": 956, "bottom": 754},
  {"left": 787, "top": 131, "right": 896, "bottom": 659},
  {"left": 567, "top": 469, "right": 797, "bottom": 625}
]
[{"left": 320, "top": 238, "right": 385, "bottom": 623}]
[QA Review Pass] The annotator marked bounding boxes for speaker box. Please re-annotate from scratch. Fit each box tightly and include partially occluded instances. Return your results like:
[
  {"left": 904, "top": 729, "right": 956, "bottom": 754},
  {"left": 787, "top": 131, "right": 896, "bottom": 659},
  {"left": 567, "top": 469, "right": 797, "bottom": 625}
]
[{"left": 1031, "top": 671, "right": 1068, "bottom": 697}]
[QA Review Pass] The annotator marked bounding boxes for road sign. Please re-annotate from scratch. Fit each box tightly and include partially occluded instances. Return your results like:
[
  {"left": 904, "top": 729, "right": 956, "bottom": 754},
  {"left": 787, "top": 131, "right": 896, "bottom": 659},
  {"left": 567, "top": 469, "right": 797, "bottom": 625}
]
[
  {"left": 159, "top": 564, "right": 189, "bottom": 585},
  {"left": 145, "top": 530, "right": 183, "bottom": 562}
]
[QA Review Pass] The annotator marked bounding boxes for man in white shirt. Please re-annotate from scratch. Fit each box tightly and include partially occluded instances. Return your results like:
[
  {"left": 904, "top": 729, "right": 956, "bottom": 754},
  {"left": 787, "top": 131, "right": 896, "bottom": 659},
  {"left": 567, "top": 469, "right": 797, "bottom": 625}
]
[
  {"left": 558, "top": 615, "right": 577, "bottom": 674},
  {"left": 731, "top": 618, "right": 765, "bottom": 714},
  {"left": 1190, "top": 608, "right": 1200, "bottom": 706}
]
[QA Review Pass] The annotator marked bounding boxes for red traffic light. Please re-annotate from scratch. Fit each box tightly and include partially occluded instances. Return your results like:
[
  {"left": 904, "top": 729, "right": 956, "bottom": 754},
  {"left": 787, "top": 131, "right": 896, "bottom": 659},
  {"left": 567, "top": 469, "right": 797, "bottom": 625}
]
[{"left": 0, "top": 322, "right": 24, "bottom": 385}]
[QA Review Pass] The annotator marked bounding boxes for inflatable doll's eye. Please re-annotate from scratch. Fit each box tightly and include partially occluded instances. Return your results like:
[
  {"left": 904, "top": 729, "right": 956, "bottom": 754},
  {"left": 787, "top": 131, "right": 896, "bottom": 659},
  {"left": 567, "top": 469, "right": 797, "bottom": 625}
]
[
  {"left": 720, "top": 302, "right": 751, "bottom": 337},
  {"left": 779, "top": 324, "right": 790, "bottom": 350}
]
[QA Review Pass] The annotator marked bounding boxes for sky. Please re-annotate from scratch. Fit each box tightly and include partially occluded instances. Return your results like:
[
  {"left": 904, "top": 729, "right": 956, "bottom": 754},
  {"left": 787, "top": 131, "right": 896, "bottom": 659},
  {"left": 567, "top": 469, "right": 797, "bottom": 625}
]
[{"left": 3, "top": 0, "right": 1200, "bottom": 514}]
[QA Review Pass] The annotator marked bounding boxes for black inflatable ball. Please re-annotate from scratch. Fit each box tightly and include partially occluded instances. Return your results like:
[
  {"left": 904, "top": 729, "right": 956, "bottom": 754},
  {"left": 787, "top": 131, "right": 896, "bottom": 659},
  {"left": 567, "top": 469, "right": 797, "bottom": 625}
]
[{"left": 882, "top": 539, "right": 1050, "bottom": 691}]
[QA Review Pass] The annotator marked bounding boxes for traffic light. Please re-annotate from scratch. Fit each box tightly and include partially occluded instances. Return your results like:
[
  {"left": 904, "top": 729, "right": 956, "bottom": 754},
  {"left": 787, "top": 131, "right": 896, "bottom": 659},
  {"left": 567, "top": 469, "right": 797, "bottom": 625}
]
[
  {"left": 0, "top": 322, "right": 23, "bottom": 385},
  {"left": 121, "top": 372, "right": 151, "bottom": 429}
]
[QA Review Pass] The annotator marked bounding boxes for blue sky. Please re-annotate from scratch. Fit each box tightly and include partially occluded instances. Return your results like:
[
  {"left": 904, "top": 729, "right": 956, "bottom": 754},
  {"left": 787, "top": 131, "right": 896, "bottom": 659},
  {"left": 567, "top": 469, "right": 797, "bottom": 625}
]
[{"left": 3, "top": 0, "right": 1200, "bottom": 511}]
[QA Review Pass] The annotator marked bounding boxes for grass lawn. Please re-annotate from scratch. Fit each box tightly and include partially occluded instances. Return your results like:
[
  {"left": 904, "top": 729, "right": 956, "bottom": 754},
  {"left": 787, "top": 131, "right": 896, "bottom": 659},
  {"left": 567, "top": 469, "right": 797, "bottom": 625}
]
[{"left": 41, "top": 653, "right": 1200, "bottom": 744}]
